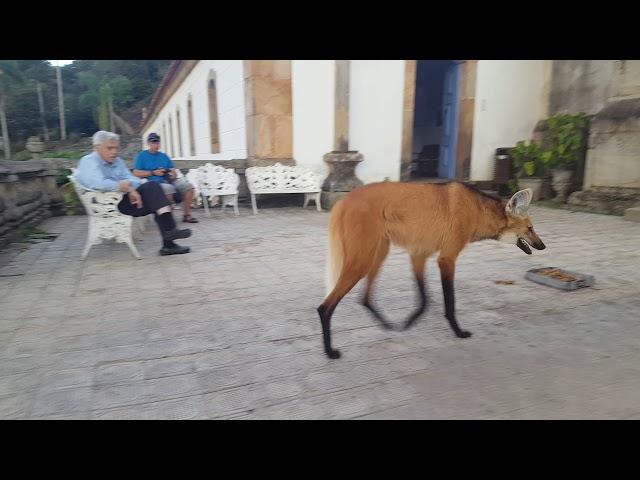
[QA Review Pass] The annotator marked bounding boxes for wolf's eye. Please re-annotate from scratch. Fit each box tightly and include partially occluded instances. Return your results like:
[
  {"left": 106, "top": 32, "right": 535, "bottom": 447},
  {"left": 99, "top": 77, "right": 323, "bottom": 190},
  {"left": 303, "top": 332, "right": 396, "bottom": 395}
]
[{"left": 528, "top": 226, "right": 533, "bottom": 231}]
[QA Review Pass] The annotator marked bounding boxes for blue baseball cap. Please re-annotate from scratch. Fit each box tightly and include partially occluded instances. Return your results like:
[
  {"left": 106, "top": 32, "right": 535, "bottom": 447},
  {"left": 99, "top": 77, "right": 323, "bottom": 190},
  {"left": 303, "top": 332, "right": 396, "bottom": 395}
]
[{"left": 147, "top": 132, "right": 161, "bottom": 143}]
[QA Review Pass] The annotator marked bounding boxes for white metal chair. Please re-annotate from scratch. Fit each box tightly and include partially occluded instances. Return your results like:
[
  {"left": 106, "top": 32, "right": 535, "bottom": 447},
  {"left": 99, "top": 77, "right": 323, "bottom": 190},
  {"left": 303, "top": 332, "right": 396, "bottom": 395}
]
[
  {"left": 245, "top": 163, "right": 322, "bottom": 215},
  {"left": 186, "top": 163, "right": 240, "bottom": 216},
  {"left": 68, "top": 174, "right": 141, "bottom": 260}
]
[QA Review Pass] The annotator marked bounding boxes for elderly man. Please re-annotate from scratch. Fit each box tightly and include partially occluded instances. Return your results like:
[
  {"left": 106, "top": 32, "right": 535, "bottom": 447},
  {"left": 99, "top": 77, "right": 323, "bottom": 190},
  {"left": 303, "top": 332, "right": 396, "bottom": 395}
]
[
  {"left": 133, "top": 133, "right": 198, "bottom": 223},
  {"left": 75, "top": 131, "right": 192, "bottom": 256}
]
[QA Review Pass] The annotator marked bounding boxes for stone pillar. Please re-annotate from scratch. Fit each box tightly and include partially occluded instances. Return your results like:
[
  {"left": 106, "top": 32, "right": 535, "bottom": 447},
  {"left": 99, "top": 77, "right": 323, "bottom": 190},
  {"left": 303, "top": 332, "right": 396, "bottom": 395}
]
[
  {"left": 26, "top": 136, "right": 44, "bottom": 160},
  {"left": 400, "top": 60, "right": 417, "bottom": 181},
  {"left": 42, "top": 159, "right": 65, "bottom": 217},
  {"left": 321, "top": 60, "right": 364, "bottom": 210},
  {"left": 334, "top": 60, "right": 350, "bottom": 152},
  {"left": 244, "top": 60, "right": 294, "bottom": 167},
  {"left": 455, "top": 60, "right": 478, "bottom": 181}
]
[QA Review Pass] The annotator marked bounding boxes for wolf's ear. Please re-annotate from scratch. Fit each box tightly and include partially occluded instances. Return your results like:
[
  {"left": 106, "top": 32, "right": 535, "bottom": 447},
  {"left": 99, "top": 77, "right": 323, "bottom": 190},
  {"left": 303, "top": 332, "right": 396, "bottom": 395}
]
[{"left": 506, "top": 188, "right": 532, "bottom": 216}]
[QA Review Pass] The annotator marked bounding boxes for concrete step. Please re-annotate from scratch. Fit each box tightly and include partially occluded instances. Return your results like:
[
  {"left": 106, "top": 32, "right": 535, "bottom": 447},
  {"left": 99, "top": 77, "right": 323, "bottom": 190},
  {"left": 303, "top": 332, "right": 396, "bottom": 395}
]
[
  {"left": 624, "top": 206, "right": 640, "bottom": 222},
  {"left": 568, "top": 187, "right": 640, "bottom": 215}
]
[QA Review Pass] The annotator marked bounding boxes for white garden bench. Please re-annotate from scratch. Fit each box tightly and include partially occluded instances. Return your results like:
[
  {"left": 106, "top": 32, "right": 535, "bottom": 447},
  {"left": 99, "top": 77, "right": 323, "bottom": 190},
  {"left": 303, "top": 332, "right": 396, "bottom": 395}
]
[
  {"left": 68, "top": 173, "right": 141, "bottom": 260},
  {"left": 185, "top": 163, "right": 240, "bottom": 216},
  {"left": 245, "top": 163, "right": 322, "bottom": 215}
]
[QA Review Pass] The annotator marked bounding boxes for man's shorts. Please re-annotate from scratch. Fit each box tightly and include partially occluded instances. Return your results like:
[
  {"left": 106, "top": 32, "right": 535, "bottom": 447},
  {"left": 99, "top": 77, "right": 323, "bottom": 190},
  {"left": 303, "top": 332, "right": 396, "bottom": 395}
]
[{"left": 159, "top": 178, "right": 193, "bottom": 204}]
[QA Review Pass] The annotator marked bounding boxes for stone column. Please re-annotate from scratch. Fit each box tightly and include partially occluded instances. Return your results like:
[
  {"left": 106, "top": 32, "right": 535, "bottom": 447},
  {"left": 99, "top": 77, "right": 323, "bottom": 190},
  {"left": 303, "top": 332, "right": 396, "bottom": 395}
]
[
  {"left": 400, "top": 60, "right": 417, "bottom": 181},
  {"left": 26, "top": 136, "right": 44, "bottom": 160},
  {"left": 244, "top": 60, "right": 294, "bottom": 168},
  {"left": 25, "top": 138, "right": 64, "bottom": 216},
  {"left": 455, "top": 60, "right": 478, "bottom": 181},
  {"left": 321, "top": 60, "right": 364, "bottom": 210}
]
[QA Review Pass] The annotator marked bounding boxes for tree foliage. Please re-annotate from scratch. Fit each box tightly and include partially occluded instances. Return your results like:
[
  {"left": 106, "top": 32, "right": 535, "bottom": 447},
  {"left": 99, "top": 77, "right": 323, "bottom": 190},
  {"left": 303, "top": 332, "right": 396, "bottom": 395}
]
[{"left": 2, "top": 60, "right": 170, "bottom": 151}]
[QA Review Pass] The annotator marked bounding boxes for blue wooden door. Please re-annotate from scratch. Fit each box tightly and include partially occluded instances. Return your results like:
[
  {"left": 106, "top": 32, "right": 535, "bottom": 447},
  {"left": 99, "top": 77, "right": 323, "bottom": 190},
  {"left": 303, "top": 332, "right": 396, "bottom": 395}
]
[{"left": 438, "top": 62, "right": 461, "bottom": 179}]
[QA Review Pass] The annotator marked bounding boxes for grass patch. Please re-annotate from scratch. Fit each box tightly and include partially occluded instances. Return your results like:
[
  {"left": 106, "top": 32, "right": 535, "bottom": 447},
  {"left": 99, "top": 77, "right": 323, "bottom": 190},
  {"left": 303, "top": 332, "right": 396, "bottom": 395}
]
[{"left": 15, "top": 226, "right": 59, "bottom": 244}]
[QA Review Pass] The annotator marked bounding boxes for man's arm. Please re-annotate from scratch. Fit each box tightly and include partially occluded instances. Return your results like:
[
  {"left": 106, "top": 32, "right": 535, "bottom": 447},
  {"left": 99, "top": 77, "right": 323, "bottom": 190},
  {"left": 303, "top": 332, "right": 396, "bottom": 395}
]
[
  {"left": 117, "top": 159, "right": 142, "bottom": 190},
  {"left": 133, "top": 168, "right": 165, "bottom": 178},
  {"left": 75, "top": 155, "right": 120, "bottom": 191},
  {"left": 133, "top": 153, "right": 165, "bottom": 178},
  {"left": 117, "top": 159, "right": 143, "bottom": 208},
  {"left": 166, "top": 154, "right": 178, "bottom": 180}
]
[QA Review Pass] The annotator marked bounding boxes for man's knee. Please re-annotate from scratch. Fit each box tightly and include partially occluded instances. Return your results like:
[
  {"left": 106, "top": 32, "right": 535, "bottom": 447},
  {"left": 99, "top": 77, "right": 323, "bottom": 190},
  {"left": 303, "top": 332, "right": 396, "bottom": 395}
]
[
  {"left": 138, "top": 181, "right": 167, "bottom": 201},
  {"left": 138, "top": 181, "right": 161, "bottom": 193}
]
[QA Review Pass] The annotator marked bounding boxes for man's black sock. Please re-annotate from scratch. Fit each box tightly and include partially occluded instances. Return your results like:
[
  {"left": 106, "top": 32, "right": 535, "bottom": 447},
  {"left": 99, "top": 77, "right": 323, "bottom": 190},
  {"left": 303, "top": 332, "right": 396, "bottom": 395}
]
[{"left": 156, "top": 212, "right": 177, "bottom": 232}]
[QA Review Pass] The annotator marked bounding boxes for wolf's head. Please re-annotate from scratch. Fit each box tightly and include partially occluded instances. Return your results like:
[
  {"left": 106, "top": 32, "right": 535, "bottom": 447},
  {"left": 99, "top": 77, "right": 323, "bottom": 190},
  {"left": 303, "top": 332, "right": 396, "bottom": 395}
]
[{"left": 498, "top": 189, "right": 546, "bottom": 255}]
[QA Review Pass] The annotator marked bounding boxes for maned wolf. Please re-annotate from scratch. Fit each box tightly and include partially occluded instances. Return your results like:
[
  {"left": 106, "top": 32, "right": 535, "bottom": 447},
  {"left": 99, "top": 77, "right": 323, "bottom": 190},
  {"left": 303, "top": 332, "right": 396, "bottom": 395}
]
[{"left": 317, "top": 182, "right": 545, "bottom": 359}]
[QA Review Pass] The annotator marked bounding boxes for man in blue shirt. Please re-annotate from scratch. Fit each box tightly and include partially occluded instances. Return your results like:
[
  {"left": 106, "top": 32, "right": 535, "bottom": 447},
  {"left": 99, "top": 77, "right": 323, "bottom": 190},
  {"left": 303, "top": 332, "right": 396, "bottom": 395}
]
[
  {"left": 75, "top": 130, "right": 192, "bottom": 256},
  {"left": 133, "top": 133, "right": 198, "bottom": 223}
]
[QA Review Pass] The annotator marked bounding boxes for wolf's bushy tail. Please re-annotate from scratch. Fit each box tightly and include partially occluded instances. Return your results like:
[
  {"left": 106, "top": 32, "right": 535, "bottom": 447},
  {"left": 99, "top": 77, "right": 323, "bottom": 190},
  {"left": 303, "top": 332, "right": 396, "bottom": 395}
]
[{"left": 325, "top": 199, "right": 346, "bottom": 296}]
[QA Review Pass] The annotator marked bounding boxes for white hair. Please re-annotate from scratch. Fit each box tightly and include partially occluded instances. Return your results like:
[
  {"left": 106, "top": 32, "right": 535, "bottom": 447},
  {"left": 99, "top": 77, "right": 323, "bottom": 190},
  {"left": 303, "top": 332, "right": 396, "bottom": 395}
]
[{"left": 92, "top": 130, "right": 120, "bottom": 146}]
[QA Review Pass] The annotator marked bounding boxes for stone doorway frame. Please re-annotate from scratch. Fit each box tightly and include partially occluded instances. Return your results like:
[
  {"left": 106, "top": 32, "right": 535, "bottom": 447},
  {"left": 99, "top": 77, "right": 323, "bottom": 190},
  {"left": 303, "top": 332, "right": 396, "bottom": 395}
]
[{"left": 400, "top": 60, "right": 478, "bottom": 182}]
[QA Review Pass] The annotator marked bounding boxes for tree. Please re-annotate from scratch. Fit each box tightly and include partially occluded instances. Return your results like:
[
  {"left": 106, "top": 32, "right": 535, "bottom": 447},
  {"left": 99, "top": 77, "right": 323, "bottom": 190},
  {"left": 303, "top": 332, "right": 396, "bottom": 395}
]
[
  {"left": 0, "top": 60, "right": 25, "bottom": 160},
  {"left": 20, "top": 61, "right": 53, "bottom": 142},
  {"left": 78, "top": 72, "right": 133, "bottom": 132},
  {"left": 0, "top": 60, "right": 171, "bottom": 146}
]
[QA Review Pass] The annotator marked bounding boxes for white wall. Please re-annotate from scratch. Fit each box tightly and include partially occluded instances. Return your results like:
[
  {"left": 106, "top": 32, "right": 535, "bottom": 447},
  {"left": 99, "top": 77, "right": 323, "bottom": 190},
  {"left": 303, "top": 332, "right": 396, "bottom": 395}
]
[
  {"left": 349, "top": 60, "right": 405, "bottom": 184},
  {"left": 143, "top": 60, "right": 246, "bottom": 161},
  {"left": 470, "top": 60, "right": 551, "bottom": 181},
  {"left": 291, "top": 60, "right": 335, "bottom": 178}
]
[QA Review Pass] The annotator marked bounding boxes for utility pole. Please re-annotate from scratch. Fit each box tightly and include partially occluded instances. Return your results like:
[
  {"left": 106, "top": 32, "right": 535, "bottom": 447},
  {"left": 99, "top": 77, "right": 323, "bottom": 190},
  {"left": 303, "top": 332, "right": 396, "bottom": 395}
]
[
  {"left": 55, "top": 61, "right": 66, "bottom": 140},
  {"left": 36, "top": 82, "right": 50, "bottom": 141}
]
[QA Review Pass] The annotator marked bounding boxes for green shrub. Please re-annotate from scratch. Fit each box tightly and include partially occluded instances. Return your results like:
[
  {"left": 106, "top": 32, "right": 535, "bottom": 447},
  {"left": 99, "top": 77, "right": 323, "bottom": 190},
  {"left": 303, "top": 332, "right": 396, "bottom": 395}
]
[
  {"left": 510, "top": 141, "right": 550, "bottom": 178},
  {"left": 544, "top": 113, "right": 590, "bottom": 169}
]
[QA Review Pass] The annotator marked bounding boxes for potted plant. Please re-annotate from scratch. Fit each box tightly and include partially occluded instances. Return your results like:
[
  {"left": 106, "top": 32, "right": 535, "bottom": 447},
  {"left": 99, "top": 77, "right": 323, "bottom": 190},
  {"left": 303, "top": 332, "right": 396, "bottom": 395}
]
[
  {"left": 544, "top": 113, "right": 590, "bottom": 202},
  {"left": 510, "top": 140, "right": 551, "bottom": 201}
]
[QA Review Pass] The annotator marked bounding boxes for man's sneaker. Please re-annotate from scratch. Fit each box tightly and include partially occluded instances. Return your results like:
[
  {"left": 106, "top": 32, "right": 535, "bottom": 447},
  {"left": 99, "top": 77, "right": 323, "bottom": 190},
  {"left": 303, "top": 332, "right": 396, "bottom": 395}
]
[
  {"left": 159, "top": 245, "right": 191, "bottom": 256},
  {"left": 162, "top": 228, "right": 192, "bottom": 241}
]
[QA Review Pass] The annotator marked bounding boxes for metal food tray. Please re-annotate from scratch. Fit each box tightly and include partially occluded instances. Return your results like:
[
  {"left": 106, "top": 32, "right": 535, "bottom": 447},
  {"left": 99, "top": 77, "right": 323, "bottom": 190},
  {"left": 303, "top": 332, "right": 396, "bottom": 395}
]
[{"left": 525, "top": 267, "right": 595, "bottom": 291}]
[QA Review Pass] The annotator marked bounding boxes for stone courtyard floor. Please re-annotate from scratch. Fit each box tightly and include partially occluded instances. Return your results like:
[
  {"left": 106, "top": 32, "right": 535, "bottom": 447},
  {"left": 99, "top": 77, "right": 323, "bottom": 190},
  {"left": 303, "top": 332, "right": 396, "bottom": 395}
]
[{"left": 1, "top": 203, "right": 639, "bottom": 419}]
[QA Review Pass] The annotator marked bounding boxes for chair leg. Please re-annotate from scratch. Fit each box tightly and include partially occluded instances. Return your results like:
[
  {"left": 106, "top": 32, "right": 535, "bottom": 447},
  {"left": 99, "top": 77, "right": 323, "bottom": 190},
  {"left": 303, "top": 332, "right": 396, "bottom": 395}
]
[
  {"left": 316, "top": 192, "right": 322, "bottom": 211},
  {"left": 251, "top": 193, "right": 258, "bottom": 215},
  {"left": 233, "top": 195, "right": 240, "bottom": 216},
  {"left": 81, "top": 240, "right": 93, "bottom": 260},
  {"left": 81, "top": 221, "right": 98, "bottom": 260},
  {"left": 203, "top": 193, "right": 211, "bottom": 217},
  {"left": 125, "top": 231, "right": 142, "bottom": 259}
]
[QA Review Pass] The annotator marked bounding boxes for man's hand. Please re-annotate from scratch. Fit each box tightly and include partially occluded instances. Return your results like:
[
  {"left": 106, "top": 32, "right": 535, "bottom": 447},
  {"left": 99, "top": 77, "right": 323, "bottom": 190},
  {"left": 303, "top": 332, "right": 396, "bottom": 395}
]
[
  {"left": 118, "top": 180, "right": 132, "bottom": 193},
  {"left": 152, "top": 168, "right": 165, "bottom": 176},
  {"left": 129, "top": 189, "right": 143, "bottom": 209}
]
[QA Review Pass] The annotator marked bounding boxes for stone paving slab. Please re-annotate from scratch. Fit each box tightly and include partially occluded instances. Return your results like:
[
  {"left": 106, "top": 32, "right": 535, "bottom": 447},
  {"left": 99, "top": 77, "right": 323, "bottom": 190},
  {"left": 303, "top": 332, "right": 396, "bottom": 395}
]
[{"left": 1, "top": 203, "right": 640, "bottom": 419}]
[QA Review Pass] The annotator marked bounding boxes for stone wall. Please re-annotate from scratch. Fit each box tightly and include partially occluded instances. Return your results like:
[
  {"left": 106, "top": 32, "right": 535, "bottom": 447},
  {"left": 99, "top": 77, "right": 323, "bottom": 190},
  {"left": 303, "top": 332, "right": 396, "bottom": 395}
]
[
  {"left": 583, "top": 97, "right": 640, "bottom": 190},
  {"left": 549, "top": 61, "right": 618, "bottom": 115},
  {"left": 0, "top": 160, "right": 65, "bottom": 247},
  {"left": 549, "top": 61, "right": 640, "bottom": 193},
  {"left": 568, "top": 186, "right": 640, "bottom": 215}
]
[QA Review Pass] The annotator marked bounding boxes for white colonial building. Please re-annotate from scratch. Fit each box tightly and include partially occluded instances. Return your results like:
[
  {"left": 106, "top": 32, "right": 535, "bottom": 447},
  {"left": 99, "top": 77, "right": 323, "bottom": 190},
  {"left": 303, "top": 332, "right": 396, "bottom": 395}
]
[{"left": 140, "top": 60, "right": 640, "bottom": 205}]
